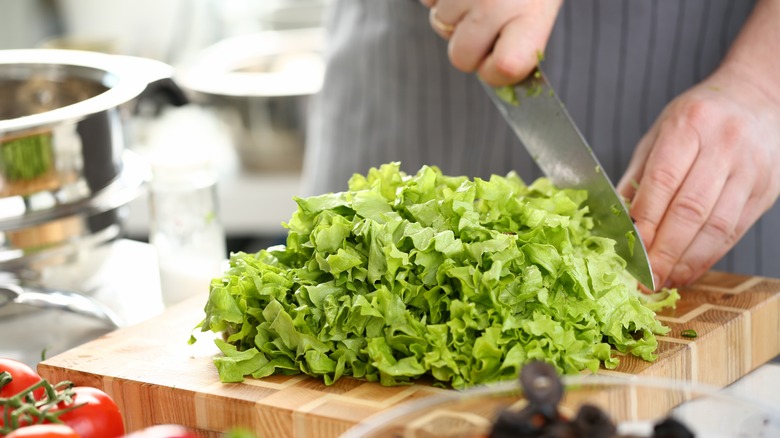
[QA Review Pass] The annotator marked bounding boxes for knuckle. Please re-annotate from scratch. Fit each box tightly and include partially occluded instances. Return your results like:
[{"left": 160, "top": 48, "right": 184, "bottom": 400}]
[
  {"left": 719, "top": 117, "right": 747, "bottom": 146},
  {"left": 633, "top": 214, "right": 659, "bottom": 236},
  {"left": 700, "top": 213, "right": 737, "bottom": 244},
  {"left": 654, "top": 244, "right": 681, "bottom": 269},
  {"left": 644, "top": 167, "right": 682, "bottom": 198},
  {"left": 659, "top": 116, "right": 700, "bottom": 151},
  {"left": 680, "top": 99, "right": 712, "bottom": 127},
  {"left": 669, "top": 194, "right": 710, "bottom": 225}
]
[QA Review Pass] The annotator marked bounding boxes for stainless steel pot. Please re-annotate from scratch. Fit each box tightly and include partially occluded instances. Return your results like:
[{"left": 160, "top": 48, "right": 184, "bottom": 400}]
[
  {"left": 178, "top": 29, "right": 324, "bottom": 172},
  {"left": 0, "top": 49, "right": 186, "bottom": 268}
]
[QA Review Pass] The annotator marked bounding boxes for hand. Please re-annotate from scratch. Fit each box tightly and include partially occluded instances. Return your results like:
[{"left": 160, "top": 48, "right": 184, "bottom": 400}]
[
  {"left": 617, "top": 64, "right": 780, "bottom": 289},
  {"left": 419, "top": 0, "right": 562, "bottom": 86}
]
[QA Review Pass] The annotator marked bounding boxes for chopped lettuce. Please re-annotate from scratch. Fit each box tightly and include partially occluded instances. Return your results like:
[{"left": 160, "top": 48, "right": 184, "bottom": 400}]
[{"left": 199, "top": 163, "right": 676, "bottom": 389}]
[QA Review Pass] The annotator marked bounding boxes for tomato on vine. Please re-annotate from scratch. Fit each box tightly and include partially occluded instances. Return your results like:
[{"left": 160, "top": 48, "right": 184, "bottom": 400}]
[
  {"left": 54, "top": 386, "right": 125, "bottom": 438},
  {"left": 1, "top": 358, "right": 125, "bottom": 438},
  {"left": 1, "top": 358, "right": 47, "bottom": 429},
  {"left": 0, "top": 359, "right": 45, "bottom": 400}
]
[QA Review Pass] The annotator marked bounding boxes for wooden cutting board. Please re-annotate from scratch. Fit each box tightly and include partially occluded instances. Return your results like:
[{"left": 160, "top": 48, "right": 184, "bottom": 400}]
[{"left": 38, "top": 271, "right": 780, "bottom": 438}]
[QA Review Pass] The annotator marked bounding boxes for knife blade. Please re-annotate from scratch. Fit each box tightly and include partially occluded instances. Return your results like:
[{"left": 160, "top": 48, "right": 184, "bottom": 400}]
[{"left": 481, "top": 69, "right": 655, "bottom": 290}]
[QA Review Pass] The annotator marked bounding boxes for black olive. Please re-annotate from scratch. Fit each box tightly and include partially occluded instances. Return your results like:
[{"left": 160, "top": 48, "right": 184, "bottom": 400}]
[
  {"left": 489, "top": 362, "right": 696, "bottom": 438},
  {"left": 653, "top": 417, "right": 695, "bottom": 438},
  {"left": 490, "top": 409, "right": 544, "bottom": 438},
  {"left": 572, "top": 404, "right": 617, "bottom": 438}
]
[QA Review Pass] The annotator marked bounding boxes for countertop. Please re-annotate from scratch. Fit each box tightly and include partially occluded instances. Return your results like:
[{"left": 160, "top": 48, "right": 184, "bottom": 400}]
[
  {"left": 0, "top": 239, "right": 165, "bottom": 368},
  {"left": 723, "top": 361, "right": 780, "bottom": 407}
]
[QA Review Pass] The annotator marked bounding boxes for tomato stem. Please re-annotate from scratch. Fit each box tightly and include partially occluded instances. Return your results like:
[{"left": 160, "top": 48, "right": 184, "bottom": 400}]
[
  {"left": 0, "top": 376, "right": 84, "bottom": 435},
  {"left": 0, "top": 372, "right": 12, "bottom": 390}
]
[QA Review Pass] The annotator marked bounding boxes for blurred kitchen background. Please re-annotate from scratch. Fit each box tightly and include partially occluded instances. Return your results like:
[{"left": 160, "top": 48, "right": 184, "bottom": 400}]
[
  {"left": 0, "top": 0, "right": 329, "bottom": 365},
  {"left": 0, "top": 0, "right": 329, "bottom": 254}
]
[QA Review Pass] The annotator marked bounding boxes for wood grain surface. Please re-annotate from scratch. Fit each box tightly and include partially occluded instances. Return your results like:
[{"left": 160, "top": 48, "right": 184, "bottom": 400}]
[{"left": 38, "top": 271, "right": 780, "bottom": 438}]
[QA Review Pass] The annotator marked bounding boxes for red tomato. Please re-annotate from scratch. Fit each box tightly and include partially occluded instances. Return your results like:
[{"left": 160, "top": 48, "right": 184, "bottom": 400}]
[
  {"left": 55, "top": 386, "right": 125, "bottom": 438},
  {"left": 1, "top": 358, "right": 46, "bottom": 429},
  {"left": 5, "top": 424, "right": 80, "bottom": 438},
  {"left": 0, "top": 358, "right": 45, "bottom": 400},
  {"left": 123, "top": 425, "right": 201, "bottom": 438}
]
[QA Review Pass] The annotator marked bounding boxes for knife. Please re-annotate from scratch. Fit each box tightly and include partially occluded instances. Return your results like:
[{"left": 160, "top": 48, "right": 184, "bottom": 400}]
[{"left": 480, "top": 69, "right": 655, "bottom": 290}]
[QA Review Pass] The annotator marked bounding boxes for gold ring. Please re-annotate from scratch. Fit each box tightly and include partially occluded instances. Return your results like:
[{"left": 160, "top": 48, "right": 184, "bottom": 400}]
[{"left": 430, "top": 7, "right": 456, "bottom": 34}]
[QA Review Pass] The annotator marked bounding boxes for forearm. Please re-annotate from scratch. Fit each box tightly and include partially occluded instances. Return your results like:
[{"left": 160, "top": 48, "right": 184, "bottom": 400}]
[{"left": 718, "top": 0, "right": 780, "bottom": 104}]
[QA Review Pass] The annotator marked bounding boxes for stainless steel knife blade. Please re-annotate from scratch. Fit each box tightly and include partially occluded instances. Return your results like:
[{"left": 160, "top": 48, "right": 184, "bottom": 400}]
[{"left": 481, "top": 70, "right": 655, "bottom": 290}]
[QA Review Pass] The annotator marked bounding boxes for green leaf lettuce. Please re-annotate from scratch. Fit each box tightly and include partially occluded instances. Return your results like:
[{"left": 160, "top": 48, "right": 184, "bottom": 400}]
[{"left": 199, "top": 163, "right": 677, "bottom": 389}]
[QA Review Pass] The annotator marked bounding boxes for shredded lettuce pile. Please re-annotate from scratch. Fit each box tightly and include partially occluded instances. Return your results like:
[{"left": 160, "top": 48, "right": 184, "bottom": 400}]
[{"left": 198, "top": 163, "right": 678, "bottom": 389}]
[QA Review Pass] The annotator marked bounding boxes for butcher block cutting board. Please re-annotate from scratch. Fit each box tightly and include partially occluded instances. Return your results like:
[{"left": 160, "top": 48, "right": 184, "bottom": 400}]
[{"left": 38, "top": 271, "right": 780, "bottom": 438}]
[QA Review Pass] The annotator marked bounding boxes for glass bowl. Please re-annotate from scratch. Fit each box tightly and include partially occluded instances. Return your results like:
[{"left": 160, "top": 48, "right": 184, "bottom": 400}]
[{"left": 341, "top": 374, "right": 780, "bottom": 438}]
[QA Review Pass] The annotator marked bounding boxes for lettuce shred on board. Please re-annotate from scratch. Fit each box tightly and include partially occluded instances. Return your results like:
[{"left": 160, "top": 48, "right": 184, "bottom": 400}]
[{"left": 198, "top": 163, "right": 678, "bottom": 389}]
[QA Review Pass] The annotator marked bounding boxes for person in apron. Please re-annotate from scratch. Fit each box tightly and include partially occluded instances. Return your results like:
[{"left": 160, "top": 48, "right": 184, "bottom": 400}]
[{"left": 303, "top": 0, "right": 780, "bottom": 289}]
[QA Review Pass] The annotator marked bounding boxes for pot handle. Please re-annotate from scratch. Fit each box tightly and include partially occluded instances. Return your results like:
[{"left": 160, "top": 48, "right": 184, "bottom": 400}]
[
  {"left": 138, "top": 76, "right": 189, "bottom": 114},
  {"left": 114, "top": 55, "right": 189, "bottom": 113},
  {"left": 0, "top": 283, "right": 123, "bottom": 329}
]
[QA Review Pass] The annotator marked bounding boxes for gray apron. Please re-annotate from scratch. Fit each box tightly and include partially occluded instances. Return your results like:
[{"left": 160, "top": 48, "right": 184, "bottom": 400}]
[{"left": 303, "top": 0, "right": 776, "bottom": 277}]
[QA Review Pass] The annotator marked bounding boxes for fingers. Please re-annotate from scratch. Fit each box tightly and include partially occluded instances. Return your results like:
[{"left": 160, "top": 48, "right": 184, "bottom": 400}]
[
  {"left": 627, "top": 112, "right": 766, "bottom": 289},
  {"left": 666, "top": 173, "right": 754, "bottom": 285},
  {"left": 669, "top": 147, "right": 776, "bottom": 286},
  {"left": 627, "top": 122, "right": 701, "bottom": 253},
  {"left": 427, "top": 1, "right": 465, "bottom": 39},
  {"left": 646, "top": 151, "right": 731, "bottom": 288},
  {"left": 618, "top": 68, "right": 780, "bottom": 289},
  {"left": 431, "top": 0, "right": 468, "bottom": 27},
  {"left": 625, "top": 118, "right": 731, "bottom": 289},
  {"left": 420, "top": 0, "right": 562, "bottom": 86},
  {"left": 476, "top": 3, "right": 560, "bottom": 86},
  {"left": 448, "top": 2, "right": 513, "bottom": 74}
]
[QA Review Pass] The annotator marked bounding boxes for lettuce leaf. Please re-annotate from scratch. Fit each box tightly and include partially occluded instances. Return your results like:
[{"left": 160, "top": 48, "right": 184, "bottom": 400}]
[{"left": 199, "top": 163, "right": 677, "bottom": 389}]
